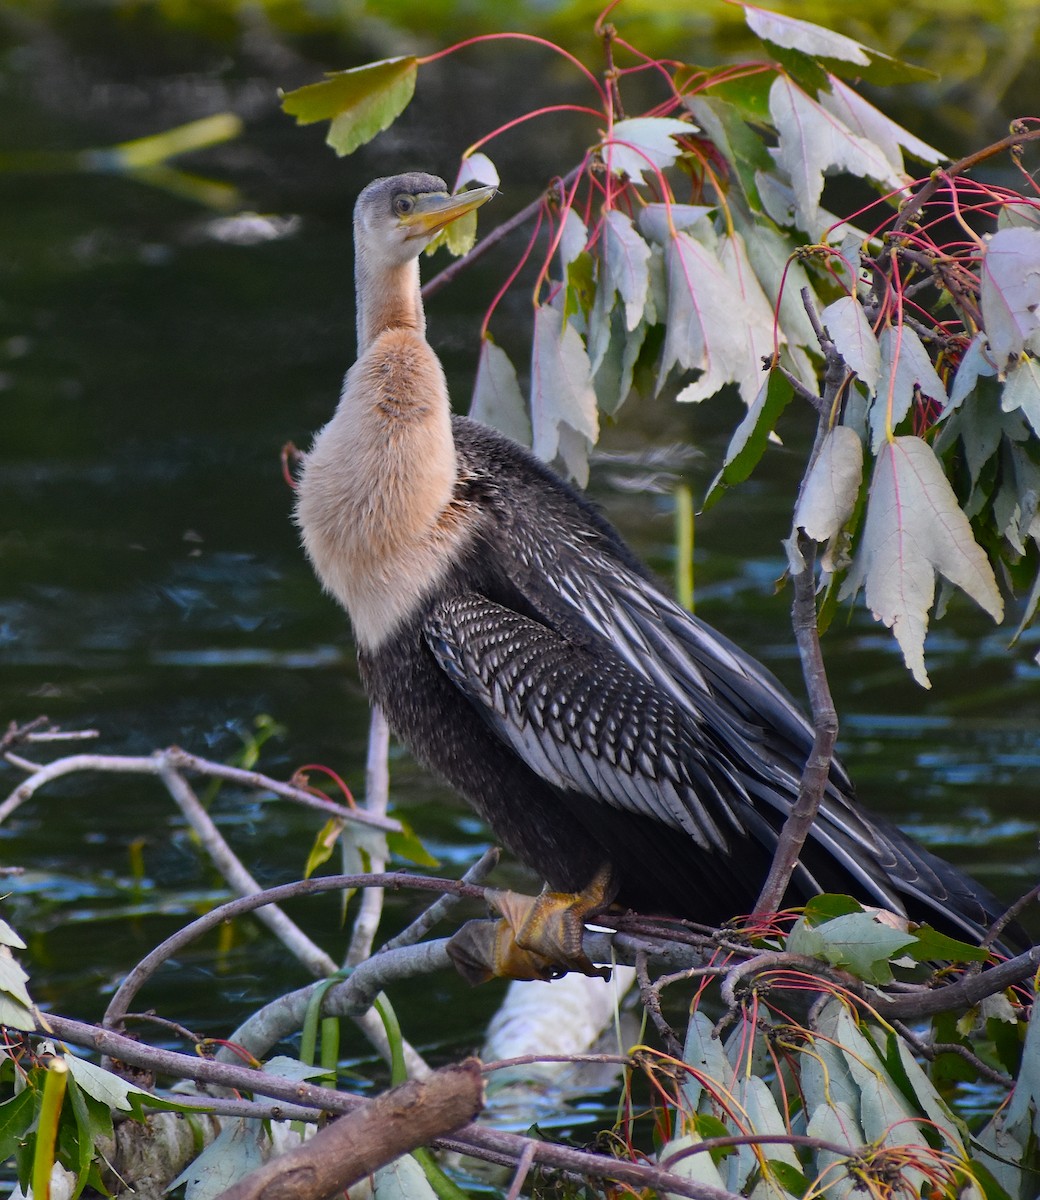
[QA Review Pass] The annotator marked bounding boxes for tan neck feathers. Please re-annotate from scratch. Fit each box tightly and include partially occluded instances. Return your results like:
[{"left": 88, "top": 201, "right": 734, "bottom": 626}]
[{"left": 295, "top": 327, "right": 468, "bottom": 649}]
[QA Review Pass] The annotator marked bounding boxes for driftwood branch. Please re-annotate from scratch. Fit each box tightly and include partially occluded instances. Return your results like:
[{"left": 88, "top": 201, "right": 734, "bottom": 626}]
[{"left": 213, "top": 1060, "right": 485, "bottom": 1200}]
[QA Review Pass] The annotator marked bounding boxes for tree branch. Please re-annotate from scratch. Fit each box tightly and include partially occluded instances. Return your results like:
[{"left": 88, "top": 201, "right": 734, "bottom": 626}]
[
  {"left": 1, "top": 746, "right": 400, "bottom": 832},
  {"left": 213, "top": 1060, "right": 485, "bottom": 1200}
]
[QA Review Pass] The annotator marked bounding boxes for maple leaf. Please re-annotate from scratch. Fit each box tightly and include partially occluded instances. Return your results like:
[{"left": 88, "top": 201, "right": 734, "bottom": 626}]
[{"left": 841, "top": 436, "right": 1003, "bottom": 686}]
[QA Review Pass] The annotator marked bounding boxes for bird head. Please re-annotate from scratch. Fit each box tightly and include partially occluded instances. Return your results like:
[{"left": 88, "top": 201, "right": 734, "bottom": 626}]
[{"left": 353, "top": 172, "right": 497, "bottom": 270}]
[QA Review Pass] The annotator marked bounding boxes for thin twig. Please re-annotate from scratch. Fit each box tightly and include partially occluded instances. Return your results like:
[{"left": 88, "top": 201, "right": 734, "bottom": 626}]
[
  {"left": 101, "top": 873, "right": 488, "bottom": 1033},
  {"left": 891, "top": 1019, "right": 1012, "bottom": 1089},
  {"left": 376, "top": 846, "right": 500, "bottom": 955},
  {"left": 159, "top": 764, "right": 338, "bottom": 980},
  {"left": 504, "top": 1140, "right": 536, "bottom": 1200},
  {"left": 981, "top": 880, "right": 1040, "bottom": 951},
  {"left": 635, "top": 949, "right": 680, "bottom": 1053},
  {"left": 0, "top": 746, "right": 400, "bottom": 831}
]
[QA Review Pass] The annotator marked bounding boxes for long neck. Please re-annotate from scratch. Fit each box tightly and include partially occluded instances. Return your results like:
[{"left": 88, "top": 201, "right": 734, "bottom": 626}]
[
  {"left": 296, "top": 231, "right": 465, "bottom": 650},
  {"left": 355, "top": 240, "right": 425, "bottom": 352}
]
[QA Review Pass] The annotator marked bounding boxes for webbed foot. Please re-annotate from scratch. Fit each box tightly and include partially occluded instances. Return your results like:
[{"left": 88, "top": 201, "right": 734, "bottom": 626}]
[{"left": 447, "top": 865, "right": 615, "bottom": 984}]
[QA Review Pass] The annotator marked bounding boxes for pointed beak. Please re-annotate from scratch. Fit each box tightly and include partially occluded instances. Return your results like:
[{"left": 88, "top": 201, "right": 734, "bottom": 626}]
[{"left": 401, "top": 185, "right": 497, "bottom": 238}]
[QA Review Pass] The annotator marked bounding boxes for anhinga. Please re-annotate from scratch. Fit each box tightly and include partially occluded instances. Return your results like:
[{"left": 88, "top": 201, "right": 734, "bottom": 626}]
[{"left": 297, "top": 172, "right": 1017, "bottom": 979}]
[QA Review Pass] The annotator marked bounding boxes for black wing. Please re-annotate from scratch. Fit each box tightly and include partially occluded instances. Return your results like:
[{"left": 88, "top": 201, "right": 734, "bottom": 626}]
[{"left": 422, "top": 592, "right": 946, "bottom": 921}]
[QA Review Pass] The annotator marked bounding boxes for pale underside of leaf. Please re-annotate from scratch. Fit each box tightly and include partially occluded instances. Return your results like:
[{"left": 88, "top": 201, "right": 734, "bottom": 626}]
[
  {"left": 742, "top": 4, "right": 871, "bottom": 64},
  {"left": 1001, "top": 353, "right": 1040, "bottom": 438},
  {"left": 605, "top": 116, "right": 691, "bottom": 183},
  {"left": 770, "top": 75, "right": 904, "bottom": 237},
  {"left": 663, "top": 230, "right": 777, "bottom": 407},
  {"left": 822, "top": 295, "right": 880, "bottom": 393},
  {"left": 840, "top": 436, "right": 1003, "bottom": 687},
  {"left": 602, "top": 210, "right": 651, "bottom": 331},
  {"left": 794, "top": 425, "right": 864, "bottom": 545},
  {"left": 819, "top": 77, "right": 944, "bottom": 172},
  {"left": 530, "top": 304, "right": 598, "bottom": 473},
  {"left": 832, "top": 1009, "right": 929, "bottom": 1193},
  {"left": 980, "top": 226, "right": 1040, "bottom": 365},
  {"left": 558, "top": 207, "right": 589, "bottom": 268},
  {"left": 373, "top": 1153, "right": 440, "bottom": 1200},
  {"left": 471, "top": 338, "right": 532, "bottom": 446},
  {"left": 455, "top": 152, "right": 499, "bottom": 190},
  {"left": 871, "top": 324, "right": 948, "bottom": 451},
  {"left": 945, "top": 330, "right": 996, "bottom": 412}
]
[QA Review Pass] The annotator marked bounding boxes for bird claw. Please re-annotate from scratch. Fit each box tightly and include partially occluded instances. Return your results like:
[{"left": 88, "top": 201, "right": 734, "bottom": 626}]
[{"left": 446, "top": 867, "right": 615, "bottom": 983}]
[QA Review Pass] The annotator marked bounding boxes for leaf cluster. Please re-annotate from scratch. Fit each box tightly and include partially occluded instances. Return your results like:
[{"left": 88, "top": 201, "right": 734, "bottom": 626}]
[{"left": 280, "top": 5, "right": 1040, "bottom": 684}]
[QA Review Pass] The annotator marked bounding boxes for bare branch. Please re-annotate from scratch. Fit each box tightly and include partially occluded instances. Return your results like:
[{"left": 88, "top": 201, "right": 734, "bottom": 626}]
[
  {"left": 345, "top": 707, "right": 392, "bottom": 969},
  {"left": 376, "top": 846, "right": 500, "bottom": 955},
  {"left": 45, "top": 1013, "right": 740, "bottom": 1200},
  {"left": 1, "top": 746, "right": 401, "bottom": 832},
  {"left": 158, "top": 764, "right": 338, "bottom": 979}
]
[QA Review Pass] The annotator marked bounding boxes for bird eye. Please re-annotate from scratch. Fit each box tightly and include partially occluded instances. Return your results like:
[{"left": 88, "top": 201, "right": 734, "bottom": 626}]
[{"left": 393, "top": 195, "right": 415, "bottom": 217}]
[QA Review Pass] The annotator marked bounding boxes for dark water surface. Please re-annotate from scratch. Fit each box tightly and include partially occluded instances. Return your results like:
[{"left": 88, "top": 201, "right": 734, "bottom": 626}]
[{"left": 1, "top": 12, "right": 1038, "bottom": 1098}]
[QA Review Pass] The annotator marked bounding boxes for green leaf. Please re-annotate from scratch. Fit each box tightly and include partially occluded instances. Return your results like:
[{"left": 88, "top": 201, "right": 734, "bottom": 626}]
[
  {"left": 769, "top": 1160, "right": 810, "bottom": 1198},
  {"left": 903, "top": 924, "right": 989, "bottom": 963},
  {"left": 0, "top": 1090, "right": 35, "bottom": 1163},
  {"left": 679, "top": 65, "right": 775, "bottom": 123},
  {"left": 704, "top": 369, "right": 793, "bottom": 508},
  {"left": 684, "top": 95, "right": 772, "bottom": 209},
  {"left": 303, "top": 815, "right": 345, "bottom": 879},
  {"left": 841, "top": 436, "right": 1004, "bottom": 686},
  {"left": 281, "top": 57, "right": 418, "bottom": 157},
  {"left": 788, "top": 910, "right": 916, "bottom": 984},
  {"left": 386, "top": 819, "right": 440, "bottom": 869},
  {"left": 691, "top": 1112, "right": 732, "bottom": 1160},
  {"left": 801, "top": 894, "right": 864, "bottom": 923},
  {"left": 563, "top": 250, "right": 596, "bottom": 324}
]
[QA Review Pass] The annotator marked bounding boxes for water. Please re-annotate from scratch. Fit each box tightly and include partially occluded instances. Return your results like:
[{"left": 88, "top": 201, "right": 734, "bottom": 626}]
[{"left": 1, "top": 7, "right": 1038, "bottom": 1113}]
